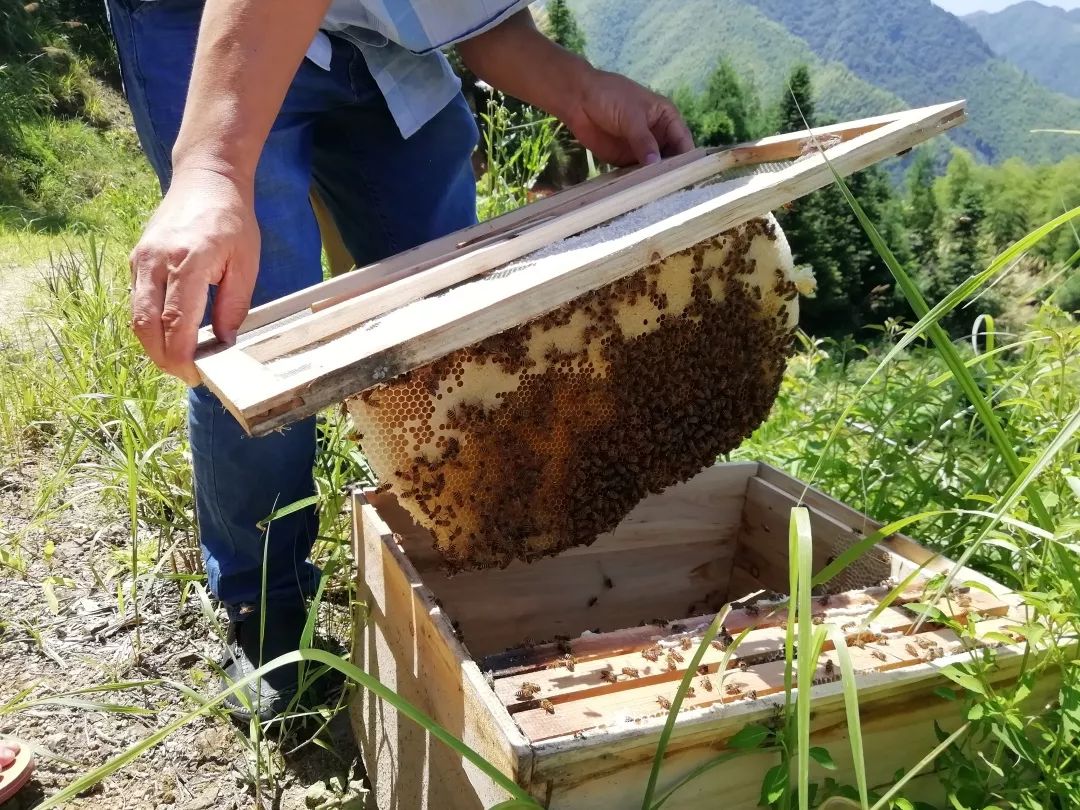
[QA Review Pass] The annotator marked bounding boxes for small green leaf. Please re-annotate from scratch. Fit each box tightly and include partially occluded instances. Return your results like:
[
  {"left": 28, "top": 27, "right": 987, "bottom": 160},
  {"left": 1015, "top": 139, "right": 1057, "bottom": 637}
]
[
  {"left": 966, "top": 703, "right": 984, "bottom": 721},
  {"left": 729, "top": 723, "right": 770, "bottom": 750},
  {"left": 761, "top": 762, "right": 788, "bottom": 805},
  {"left": 808, "top": 746, "right": 837, "bottom": 770},
  {"left": 893, "top": 800, "right": 916, "bottom": 810},
  {"left": 940, "top": 666, "right": 988, "bottom": 697},
  {"left": 934, "top": 687, "right": 958, "bottom": 701}
]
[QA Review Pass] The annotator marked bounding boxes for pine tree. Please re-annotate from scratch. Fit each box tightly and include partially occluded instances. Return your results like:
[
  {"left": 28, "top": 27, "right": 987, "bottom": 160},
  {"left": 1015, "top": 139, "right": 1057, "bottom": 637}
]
[
  {"left": 546, "top": 0, "right": 586, "bottom": 55},
  {"left": 773, "top": 65, "right": 907, "bottom": 336},
  {"left": 776, "top": 64, "right": 815, "bottom": 132}
]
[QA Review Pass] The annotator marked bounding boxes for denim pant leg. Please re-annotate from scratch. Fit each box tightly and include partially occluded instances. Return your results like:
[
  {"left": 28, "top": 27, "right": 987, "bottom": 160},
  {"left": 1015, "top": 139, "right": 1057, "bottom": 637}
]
[
  {"left": 309, "top": 37, "right": 480, "bottom": 265},
  {"left": 107, "top": 0, "right": 328, "bottom": 613}
]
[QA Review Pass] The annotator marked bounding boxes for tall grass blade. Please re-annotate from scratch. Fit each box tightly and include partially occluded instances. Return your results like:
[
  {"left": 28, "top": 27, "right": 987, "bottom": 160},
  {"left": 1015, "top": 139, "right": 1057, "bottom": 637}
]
[
  {"left": 642, "top": 604, "right": 732, "bottom": 809},
  {"left": 826, "top": 625, "right": 868, "bottom": 809},
  {"left": 868, "top": 723, "right": 970, "bottom": 810},
  {"left": 33, "top": 648, "right": 542, "bottom": 810},
  {"left": 790, "top": 506, "right": 815, "bottom": 810},
  {"left": 818, "top": 152, "right": 1059, "bottom": 535}
]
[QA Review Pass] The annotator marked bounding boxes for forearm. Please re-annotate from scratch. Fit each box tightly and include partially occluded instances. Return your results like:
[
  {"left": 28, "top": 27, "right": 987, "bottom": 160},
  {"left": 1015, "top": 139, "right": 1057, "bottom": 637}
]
[
  {"left": 172, "top": 0, "right": 331, "bottom": 183},
  {"left": 457, "top": 10, "right": 591, "bottom": 123}
]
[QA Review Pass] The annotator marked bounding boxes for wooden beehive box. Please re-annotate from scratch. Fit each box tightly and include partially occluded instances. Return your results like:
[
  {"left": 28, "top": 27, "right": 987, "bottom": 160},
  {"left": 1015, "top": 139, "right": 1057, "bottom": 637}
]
[{"left": 349, "top": 461, "right": 1032, "bottom": 809}]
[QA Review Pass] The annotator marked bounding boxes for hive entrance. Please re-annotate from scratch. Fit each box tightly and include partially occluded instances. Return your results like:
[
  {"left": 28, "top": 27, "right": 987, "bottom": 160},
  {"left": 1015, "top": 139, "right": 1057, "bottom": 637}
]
[{"left": 350, "top": 217, "right": 805, "bottom": 571}]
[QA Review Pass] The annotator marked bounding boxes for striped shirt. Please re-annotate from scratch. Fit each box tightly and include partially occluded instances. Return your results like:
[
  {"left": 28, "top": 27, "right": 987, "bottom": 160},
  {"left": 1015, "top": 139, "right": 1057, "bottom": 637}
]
[{"left": 311, "top": 0, "right": 533, "bottom": 137}]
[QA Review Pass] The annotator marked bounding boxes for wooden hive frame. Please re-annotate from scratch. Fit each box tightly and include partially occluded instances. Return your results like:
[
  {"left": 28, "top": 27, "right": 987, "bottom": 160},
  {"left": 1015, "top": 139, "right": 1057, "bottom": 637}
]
[
  {"left": 350, "top": 461, "right": 1044, "bottom": 810},
  {"left": 196, "top": 101, "right": 966, "bottom": 436}
]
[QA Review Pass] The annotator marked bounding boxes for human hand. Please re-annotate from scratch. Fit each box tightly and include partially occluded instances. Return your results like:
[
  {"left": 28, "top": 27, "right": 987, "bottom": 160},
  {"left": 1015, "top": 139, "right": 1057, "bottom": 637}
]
[
  {"left": 564, "top": 67, "right": 694, "bottom": 167},
  {"left": 129, "top": 167, "right": 260, "bottom": 386}
]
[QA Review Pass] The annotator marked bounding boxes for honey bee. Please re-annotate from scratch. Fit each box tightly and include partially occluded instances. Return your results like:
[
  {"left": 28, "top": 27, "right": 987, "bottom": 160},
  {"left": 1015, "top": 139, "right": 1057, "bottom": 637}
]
[
  {"left": 871, "top": 649, "right": 888, "bottom": 662},
  {"left": 747, "top": 690, "right": 759, "bottom": 701},
  {"left": 603, "top": 576, "right": 614, "bottom": 590},
  {"left": 656, "top": 695, "right": 672, "bottom": 710},
  {"left": 686, "top": 687, "right": 697, "bottom": 698},
  {"left": 701, "top": 676, "right": 714, "bottom": 692},
  {"left": 724, "top": 682, "right": 744, "bottom": 696},
  {"left": 484, "top": 671, "right": 495, "bottom": 690},
  {"left": 824, "top": 659, "right": 835, "bottom": 678},
  {"left": 642, "top": 645, "right": 661, "bottom": 662},
  {"left": 738, "top": 659, "right": 748, "bottom": 671},
  {"left": 669, "top": 649, "right": 685, "bottom": 663},
  {"left": 811, "top": 616, "right": 824, "bottom": 625},
  {"left": 600, "top": 668, "right": 618, "bottom": 684},
  {"left": 540, "top": 699, "right": 555, "bottom": 715},
  {"left": 515, "top": 683, "right": 541, "bottom": 701},
  {"left": 905, "top": 643, "right": 920, "bottom": 658},
  {"left": 563, "top": 655, "right": 577, "bottom": 672},
  {"left": 697, "top": 664, "right": 710, "bottom": 676},
  {"left": 665, "top": 653, "right": 678, "bottom": 672},
  {"left": 679, "top": 637, "right": 693, "bottom": 651},
  {"left": 587, "top": 596, "right": 598, "bottom": 608},
  {"left": 710, "top": 640, "right": 726, "bottom": 652},
  {"left": 621, "top": 666, "right": 640, "bottom": 678}
]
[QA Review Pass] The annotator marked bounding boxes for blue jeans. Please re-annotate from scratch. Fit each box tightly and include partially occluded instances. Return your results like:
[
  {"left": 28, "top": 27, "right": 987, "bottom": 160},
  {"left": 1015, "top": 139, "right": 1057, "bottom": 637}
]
[{"left": 107, "top": 0, "right": 479, "bottom": 616}]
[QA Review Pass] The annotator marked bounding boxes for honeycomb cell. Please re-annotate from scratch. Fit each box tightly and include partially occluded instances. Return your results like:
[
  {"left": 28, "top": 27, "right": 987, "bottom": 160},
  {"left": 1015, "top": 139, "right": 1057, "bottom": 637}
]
[{"left": 347, "top": 214, "right": 808, "bottom": 572}]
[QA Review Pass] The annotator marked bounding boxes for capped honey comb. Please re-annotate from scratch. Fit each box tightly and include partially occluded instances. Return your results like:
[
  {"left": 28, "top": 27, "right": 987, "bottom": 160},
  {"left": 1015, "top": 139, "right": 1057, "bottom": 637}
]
[{"left": 347, "top": 214, "right": 811, "bottom": 571}]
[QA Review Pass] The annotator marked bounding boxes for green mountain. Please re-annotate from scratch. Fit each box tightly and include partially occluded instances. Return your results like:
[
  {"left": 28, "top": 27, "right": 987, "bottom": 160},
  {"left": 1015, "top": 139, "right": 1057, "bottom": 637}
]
[
  {"left": 570, "top": 0, "right": 1080, "bottom": 163},
  {"left": 965, "top": 2, "right": 1080, "bottom": 100}
]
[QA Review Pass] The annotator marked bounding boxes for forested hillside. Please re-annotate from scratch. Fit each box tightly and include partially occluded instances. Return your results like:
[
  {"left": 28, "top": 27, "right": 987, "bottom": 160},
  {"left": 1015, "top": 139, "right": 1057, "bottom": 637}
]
[
  {"left": 966, "top": 2, "right": 1080, "bottom": 100},
  {"left": 570, "top": 0, "right": 1080, "bottom": 164}
]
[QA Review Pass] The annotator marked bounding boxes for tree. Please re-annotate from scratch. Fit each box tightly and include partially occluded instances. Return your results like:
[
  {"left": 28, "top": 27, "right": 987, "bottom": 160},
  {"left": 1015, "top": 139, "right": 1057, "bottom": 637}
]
[
  {"left": 773, "top": 65, "right": 907, "bottom": 337},
  {"left": 545, "top": 0, "right": 587, "bottom": 55},
  {"left": 674, "top": 59, "right": 760, "bottom": 148},
  {"left": 776, "top": 64, "right": 815, "bottom": 132}
]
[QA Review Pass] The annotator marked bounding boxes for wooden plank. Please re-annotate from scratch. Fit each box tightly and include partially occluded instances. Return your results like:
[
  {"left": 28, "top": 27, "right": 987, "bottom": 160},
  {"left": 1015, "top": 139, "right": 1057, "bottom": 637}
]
[
  {"left": 755, "top": 464, "right": 1019, "bottom": 601},
  {"left": 368, "top": 463, "right": 753, "bottom": 658},
  {"left": 737, "top": 476, "right": 895, "bottom": 593},
  {"left": 532, "top": 646, "right": 1041, "bottom": 810},
  {"left": 510, "top": 608, "right": 1012, "bottom": 743},
  {"left": 236, "top": 150, "right": 738, "bottom": 364},
  {"left": 349, "top": 494, "right": 532, "bottom": 809},
  {"left": 196, "top": 148, "right": 714, "bottom": 350},
  {"left": 494, "top": 586, "right": 1009, "bottom": 713},
  {"left": 198, "top": 101, "right": 967, "bottom": 435},
  {"left": 196, "top": 107, "right": 914, "bottom": 351}
]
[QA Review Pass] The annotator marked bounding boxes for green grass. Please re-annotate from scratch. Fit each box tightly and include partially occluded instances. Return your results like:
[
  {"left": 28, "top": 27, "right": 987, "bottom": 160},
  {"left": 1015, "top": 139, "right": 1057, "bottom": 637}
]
[{"left": 1, "top": 97, "right": 1078, "bottom": 809}]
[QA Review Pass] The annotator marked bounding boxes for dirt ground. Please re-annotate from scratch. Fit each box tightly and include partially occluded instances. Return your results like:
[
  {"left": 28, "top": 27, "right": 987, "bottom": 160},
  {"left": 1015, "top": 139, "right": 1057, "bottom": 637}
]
[
  {"left": 0, "top": 456, "right": 367, "bottom": 810},
  {"left": 0, "top": 253, "right": 368, "bottom": 809}
]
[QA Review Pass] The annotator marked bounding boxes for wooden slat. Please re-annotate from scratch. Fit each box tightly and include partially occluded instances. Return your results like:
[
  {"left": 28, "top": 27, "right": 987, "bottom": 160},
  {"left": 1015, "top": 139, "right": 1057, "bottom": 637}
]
[
  {"left": 197, "top": 101, "right": 967, "bottom": 435},
  {"left": 235, "top": 150, "right": 738, "bottom": 364},
  {"left": 754, "top": 464, "right": 1020, "bottom": 603},
  {"left": 195, "top": 107, "right": 915, "bottom": 351},
  {"left": 510, "top": 610, "right": 1014, "bottom": 742},
  {"left": 494, "top": 587, "right": 1009, "bottom": 712},
  {"left": 196, "top": 148, "right": 714, "bottom": 350},
  {"left": 351, "top": 496, "right": 532, "bottom": 807}
]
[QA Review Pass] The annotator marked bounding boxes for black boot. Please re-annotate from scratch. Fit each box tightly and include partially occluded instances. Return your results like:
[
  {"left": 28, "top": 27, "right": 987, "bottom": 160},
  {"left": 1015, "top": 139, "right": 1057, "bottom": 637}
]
[{"left": 219, "top": 599, "right": 314, "bottom": 723}]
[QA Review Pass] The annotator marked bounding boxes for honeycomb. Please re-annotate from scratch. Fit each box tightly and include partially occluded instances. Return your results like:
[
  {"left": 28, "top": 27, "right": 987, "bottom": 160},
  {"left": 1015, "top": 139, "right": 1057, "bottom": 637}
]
[{"left": 347, "top": 214, "right": 810, "bottom": 571}]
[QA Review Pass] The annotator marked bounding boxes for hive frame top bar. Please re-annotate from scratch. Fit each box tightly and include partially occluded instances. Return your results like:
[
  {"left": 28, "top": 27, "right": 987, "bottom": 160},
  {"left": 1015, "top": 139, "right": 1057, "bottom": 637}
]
[{"left": 195, "top": 101, "right": 966, "bottom": 436}]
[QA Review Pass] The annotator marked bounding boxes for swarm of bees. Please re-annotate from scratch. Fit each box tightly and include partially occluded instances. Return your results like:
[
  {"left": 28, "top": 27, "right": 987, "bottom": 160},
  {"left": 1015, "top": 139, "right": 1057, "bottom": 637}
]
[{"left": 346, "top": 216, "right": 806, "bottom": 570}]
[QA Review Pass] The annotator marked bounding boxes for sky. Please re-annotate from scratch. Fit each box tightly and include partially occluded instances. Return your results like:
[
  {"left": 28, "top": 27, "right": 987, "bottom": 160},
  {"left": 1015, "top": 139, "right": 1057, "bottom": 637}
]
[{"left": 933, "top": 0, "right": 1080, "bottom": 12}]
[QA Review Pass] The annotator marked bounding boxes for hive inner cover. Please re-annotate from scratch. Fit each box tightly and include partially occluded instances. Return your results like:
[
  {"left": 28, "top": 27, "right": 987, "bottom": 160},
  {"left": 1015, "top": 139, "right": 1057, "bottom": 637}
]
[{"left": 348, "top": 213, "right": 806, "bottom": 571}]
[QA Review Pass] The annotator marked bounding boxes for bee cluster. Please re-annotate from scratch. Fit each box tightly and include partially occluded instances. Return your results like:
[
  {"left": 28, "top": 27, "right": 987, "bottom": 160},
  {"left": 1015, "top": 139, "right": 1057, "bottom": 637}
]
[{"left": 347, "top": 215, "right": 806, "bottom": 571}]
